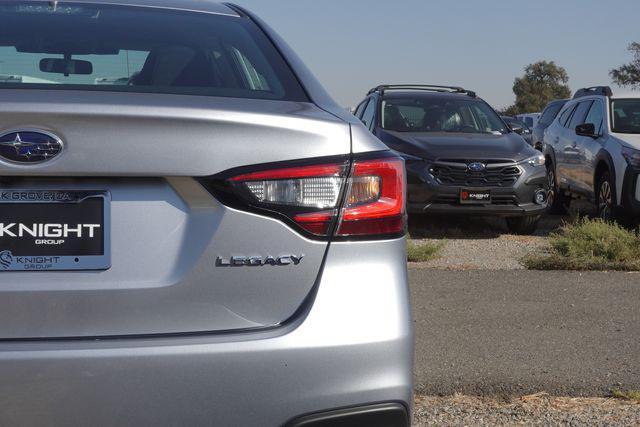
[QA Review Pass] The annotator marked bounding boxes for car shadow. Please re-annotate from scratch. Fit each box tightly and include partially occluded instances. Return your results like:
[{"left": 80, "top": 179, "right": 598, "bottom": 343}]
[{"left": 408, "top": 210, "right": 587, "bottom": 240}]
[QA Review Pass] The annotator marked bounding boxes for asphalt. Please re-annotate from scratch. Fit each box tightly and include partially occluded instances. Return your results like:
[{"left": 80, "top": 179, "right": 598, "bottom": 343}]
[{"left": 411, "top": 269, "right": 640, "bottom": 397}]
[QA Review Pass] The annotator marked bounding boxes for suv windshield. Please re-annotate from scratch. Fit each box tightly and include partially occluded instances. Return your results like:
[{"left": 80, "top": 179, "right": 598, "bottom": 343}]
[
  {"left": 0, "top": 2, "right": 307, "bottom": 101},
  {"left": 381, "top": 97, "right": 507, "bottom": 134},
  {"left": 612, "top": 99, "right": 640, "bottom": 134}
]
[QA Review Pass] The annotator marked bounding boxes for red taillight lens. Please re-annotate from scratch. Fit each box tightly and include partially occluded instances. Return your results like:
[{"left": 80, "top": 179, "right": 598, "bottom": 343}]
[
  {"left": 336, "top": 157, "right": 406, "bottom": 237},
  {"left": 226, "top": 154, "right": 406, "bottom": 239}
]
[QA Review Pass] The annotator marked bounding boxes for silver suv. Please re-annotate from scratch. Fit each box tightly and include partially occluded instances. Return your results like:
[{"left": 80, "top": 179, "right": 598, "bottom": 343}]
[
  {"left": 544, "top": 86, "right": 640, "bottom": 221},
  {"left": 0, "top": 2, "right": 412, "bottom": 425}
]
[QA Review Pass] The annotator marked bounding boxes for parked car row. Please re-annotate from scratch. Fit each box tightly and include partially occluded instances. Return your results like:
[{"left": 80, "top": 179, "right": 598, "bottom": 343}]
[{"left": 352, "top": 84, "right": 640, "bottom": 232}]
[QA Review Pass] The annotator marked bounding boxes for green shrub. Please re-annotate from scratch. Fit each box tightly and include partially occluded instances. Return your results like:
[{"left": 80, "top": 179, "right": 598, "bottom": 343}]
[
  {"left": 523, "top": 218, "right": 640, "bottom": 271},
  {"left": 407, "top": 240, "right": 443, "bottom": 263}
]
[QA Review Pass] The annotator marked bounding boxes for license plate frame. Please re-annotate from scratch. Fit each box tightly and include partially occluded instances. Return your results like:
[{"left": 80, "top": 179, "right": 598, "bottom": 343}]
[
  {"left": 0, "top": 190, "right": 111, "bottom": 271},
  {"left": 459, "top": 189, "right": 491, "bottom": 205}
]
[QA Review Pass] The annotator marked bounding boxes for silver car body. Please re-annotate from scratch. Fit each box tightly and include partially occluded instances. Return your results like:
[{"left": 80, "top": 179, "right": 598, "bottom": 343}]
[{"left": 0, "top": 1, "right": 412, "bottom": 425}]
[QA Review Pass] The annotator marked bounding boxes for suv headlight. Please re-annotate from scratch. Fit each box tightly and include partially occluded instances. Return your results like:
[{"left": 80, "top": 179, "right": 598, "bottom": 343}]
[
  {"left": 622, "top": 146, "right": 640, "bottom": 169},
  {"left": 523, "top": 153, "right": 545, "bottom": 167}
]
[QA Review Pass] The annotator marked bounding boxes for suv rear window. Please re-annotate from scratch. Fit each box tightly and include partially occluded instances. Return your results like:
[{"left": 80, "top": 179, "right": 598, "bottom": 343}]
[
  {"left": 539, "top": 102, "right": 565, "bottom": 126},
  {"left": 612, "top": 99, "right": 640, "bottom": 134},
  {"left": 0, "top": 2, "right": 308, "bottom": 101}
]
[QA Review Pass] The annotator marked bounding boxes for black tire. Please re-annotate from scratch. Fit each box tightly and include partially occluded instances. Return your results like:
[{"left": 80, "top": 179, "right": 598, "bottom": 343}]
[
  {"left": 596, "top": 170, "right": 616, "bottom": 222},
  {"left": 546, "top": 162, "right": 570, "bottom": 214},
  {"left": 506, "top": 215, "right": 541, "bottom": 235}
]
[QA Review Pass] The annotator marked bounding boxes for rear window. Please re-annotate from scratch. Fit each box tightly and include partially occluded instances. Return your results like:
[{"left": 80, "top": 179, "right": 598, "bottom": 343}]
[
  {"left": 0, "top": 2, "right": 308, "bottom": 101},
  {"left": 539, "top": 102, "right": 565, "bottom": 126}
]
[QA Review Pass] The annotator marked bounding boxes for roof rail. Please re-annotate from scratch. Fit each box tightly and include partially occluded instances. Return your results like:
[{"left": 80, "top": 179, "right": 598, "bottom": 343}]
[
  {"left": 367, "top": 85, "right": 477, "bottom": 98},
  {"left": 573, "top": 86, "right": 613, "bottom": 99}
]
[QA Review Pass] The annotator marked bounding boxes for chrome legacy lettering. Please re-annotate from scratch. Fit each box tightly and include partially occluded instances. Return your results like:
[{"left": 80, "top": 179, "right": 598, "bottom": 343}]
[{"left": 216, "top": 254, "right": 305, "bottom": 267}]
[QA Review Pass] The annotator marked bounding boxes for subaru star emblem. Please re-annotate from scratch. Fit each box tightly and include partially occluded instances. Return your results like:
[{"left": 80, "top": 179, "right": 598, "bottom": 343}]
[
  {"left": 467, "top": 162, "right": 486, "bottom": 172},
  {"left": 0, "top": 130, "right": 63, "bottom": 164}
]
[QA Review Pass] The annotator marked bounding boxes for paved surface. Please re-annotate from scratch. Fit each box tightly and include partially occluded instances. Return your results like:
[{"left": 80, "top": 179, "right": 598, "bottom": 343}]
[{"left": 411, "top": 269, "right": 640, "bottom": 397}]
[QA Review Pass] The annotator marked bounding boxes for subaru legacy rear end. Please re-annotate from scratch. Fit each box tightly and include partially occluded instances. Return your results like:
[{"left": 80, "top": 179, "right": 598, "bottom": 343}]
[{"left": 0, "top": 1, "right": 412, "bottom": 426}]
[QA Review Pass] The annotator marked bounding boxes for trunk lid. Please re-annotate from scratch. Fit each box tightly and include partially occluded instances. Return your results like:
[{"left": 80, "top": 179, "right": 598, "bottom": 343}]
[{"left": 0, "top": 91, "right": 350, "bottom": 339}]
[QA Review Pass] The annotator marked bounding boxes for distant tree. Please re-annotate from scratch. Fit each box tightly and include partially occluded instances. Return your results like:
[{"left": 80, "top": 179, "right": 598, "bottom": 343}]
[
  {"left": 507, "top": 61, "right": 571, "bottom": 115},
  {"left": 610, "top": 42, "right": 640, "bottom": 90}
]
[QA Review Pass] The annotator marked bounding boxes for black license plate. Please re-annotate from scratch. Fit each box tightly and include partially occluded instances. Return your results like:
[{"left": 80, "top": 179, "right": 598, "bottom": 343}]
[
  {"left": 0, "top": 190, "right": 110, "bottom": 271},
  {"left": 460, "top": 189, "right": 491, "bottom": 204}
]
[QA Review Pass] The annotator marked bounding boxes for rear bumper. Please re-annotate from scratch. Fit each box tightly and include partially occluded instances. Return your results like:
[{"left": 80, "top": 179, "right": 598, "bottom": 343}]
[
  {"left": 0, "top": 238, "right": 412, "bottom": 426},
  {"left": 406, "top": 160, "right": 548, "bottom": 217}
]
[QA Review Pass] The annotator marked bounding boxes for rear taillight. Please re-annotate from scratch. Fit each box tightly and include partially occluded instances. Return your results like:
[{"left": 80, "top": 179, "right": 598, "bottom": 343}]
[
  {"left": 212, "top": 152, "right": 406, "bottom": 240},
  {"left": 336, "top": 157, "right": 405, "bottom": 237}
]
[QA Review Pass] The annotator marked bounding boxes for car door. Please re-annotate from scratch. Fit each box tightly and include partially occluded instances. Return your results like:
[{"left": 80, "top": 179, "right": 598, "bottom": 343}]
[
  {"left": 575, "top": 99, "right": 605, "bottom": 196},
  {"left": 554, "top": 103, "right": 578, "bottom": 188},
  {"left": 563, "top": 101, "right": 593, "bottom": 190}
]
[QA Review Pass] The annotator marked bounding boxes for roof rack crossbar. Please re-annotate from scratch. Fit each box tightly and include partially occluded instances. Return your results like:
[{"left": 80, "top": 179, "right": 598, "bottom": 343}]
[
  {"left": 573, "top": 86, "right": 613, "bottom": 99},
  {"left": 367, "top": 85, "right": 476, "bottom": 97}
]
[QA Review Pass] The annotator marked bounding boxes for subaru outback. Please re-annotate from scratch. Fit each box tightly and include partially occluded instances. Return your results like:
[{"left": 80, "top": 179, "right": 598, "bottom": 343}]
[
  {"left": 544, "top": 86, "right": 640, "bottom": 222},
  {"left": 0, "top": 1, "right": 412, "bottom": 425},
  {"left": 354, "top": 85, "right": 549, "bottom": 234}
]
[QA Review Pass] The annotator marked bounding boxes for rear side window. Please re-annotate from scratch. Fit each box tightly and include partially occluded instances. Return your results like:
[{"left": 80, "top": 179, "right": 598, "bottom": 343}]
[
  {"left": 539, "top": 102, "right": 565, "bottom": 126},
  {"left": 361, "top": 99, "right": 376, "bottom": 130},
  {"left": 354, "top": 100, "right": 369, "bottom": 119},
  {"left": 568, "top": 101, "right": 593, "bottom": 130},
  {"left": 584, "top": 101, "right": 604, "bottom": 135},
  {"left": 0, "top": 2, "right": 308, "bottom": 101},
  {"left": 558, "top": 104, "right": 577, "bottom": 127}
]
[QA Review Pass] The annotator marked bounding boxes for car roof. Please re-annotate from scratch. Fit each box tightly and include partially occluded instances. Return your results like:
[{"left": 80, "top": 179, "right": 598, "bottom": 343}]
[{"left": 18, "top": 0, "right": 240, "bottom": 16}]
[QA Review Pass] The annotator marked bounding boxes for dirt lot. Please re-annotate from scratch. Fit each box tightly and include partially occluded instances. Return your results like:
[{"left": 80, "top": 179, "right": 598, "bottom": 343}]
[{"left": 408, "top": 212, "right": 570, "bottom": 270}]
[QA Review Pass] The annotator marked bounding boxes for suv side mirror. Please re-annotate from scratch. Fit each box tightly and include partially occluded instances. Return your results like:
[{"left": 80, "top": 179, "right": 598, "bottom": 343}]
[
  {"left": 575, "top": 123, "right": 597, "bottom": 138},
  {"left": 510, "top": 124, "right": 524, "bottom": 135}
]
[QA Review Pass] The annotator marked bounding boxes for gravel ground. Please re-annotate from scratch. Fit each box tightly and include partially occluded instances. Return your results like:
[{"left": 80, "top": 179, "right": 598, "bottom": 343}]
[
  {"left": 413, "top": 394, "right": 640, "bottom": 426},
  {"left": 408, "top": 213, "right": 567, "bottom": 270}
]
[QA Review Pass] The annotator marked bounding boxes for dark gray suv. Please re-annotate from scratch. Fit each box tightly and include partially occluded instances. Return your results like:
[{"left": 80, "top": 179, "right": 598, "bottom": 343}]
[{"left": 355, "top": 85, "right": 550, "bottom": 234}]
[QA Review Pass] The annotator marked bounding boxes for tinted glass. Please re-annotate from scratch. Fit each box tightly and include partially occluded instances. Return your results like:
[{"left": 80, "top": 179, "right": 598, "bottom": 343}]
[
  {"left": 569, "top": 101, "right": 593, "bottom": 130},
  {"left": 354, "top": 100, "right": 368, "bottom": 118},
  {"left": 558, "top": 104, "right": 577, "bottom": 127},
  {"left": 539, "top": 102, "right": 565, "bottom": 126},
  {"left": 361, "top": 98, "right": 376, "bottom": 130},
  {"left": 381, "top": 97, "right": 507, "bottom": 134},
  {"left": 584, "top": 101, "right": 604, "bottom": 135},
  {"left": 0, "top": 2, "right": 307, "bottom": 101},
  {"left": 611, "top": 99, "right": 640, "bottom": 134}
]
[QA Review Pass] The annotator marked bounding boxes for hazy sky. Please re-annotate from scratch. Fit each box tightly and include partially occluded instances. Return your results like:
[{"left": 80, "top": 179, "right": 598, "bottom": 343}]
[{"left": 236, "top": 0, "right": 639, "bottom": 110}]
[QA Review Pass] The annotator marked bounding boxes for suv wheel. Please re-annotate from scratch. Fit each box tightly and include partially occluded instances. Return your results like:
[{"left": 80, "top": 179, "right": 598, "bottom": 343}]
[
  {"left": 596, "top": 171, "right": 616, "bottom": 221},
  {"left": 506, "top": 215, "right": 541, "bottom": 235},
  {"left": 546, "top": 163, "right": 570, "bottom": 214}
]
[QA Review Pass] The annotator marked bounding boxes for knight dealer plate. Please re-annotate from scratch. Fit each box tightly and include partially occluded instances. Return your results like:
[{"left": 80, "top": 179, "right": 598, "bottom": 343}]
[{"left": 0, "top": 190, "right": 111, "bottom": 271}]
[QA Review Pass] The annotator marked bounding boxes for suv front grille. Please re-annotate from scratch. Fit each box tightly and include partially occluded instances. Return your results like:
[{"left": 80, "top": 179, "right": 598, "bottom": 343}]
[{"left": 429, "top": 161, "right": 522, "bottom": 187}]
